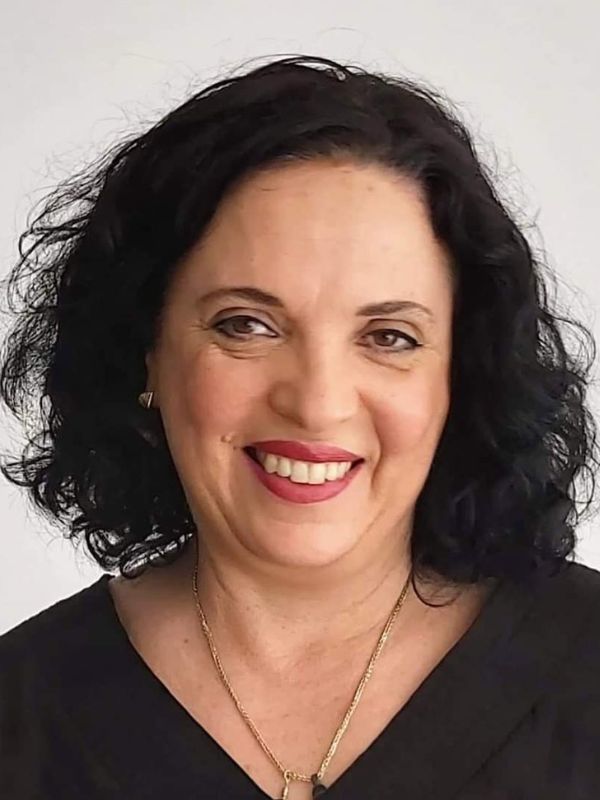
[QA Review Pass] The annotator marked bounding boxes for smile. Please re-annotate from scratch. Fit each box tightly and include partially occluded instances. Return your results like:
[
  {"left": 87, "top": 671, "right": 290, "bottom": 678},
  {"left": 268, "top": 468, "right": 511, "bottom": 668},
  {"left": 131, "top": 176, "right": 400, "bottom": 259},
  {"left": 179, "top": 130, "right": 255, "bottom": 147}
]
[
  {"left": 243, "top": 447, "right": 364, "bottom": 504},
  {"left": 249, "top": 447, "right": 358, "bottom": 483}
]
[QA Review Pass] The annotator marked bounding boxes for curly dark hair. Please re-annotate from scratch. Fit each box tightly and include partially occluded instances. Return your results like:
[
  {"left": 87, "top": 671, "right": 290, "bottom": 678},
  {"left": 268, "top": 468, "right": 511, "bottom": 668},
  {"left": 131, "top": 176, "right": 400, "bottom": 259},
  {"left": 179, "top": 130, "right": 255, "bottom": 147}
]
[{"left": 1, "top": 54, "right": 597, "bottom": 590}]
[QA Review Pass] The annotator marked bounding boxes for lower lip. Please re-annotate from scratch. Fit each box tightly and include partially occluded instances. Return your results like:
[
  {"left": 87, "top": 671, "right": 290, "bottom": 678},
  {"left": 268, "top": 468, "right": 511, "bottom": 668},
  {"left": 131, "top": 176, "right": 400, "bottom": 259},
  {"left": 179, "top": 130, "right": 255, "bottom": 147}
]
[{"left": 243, "top": 450, "right": 363, "bottom": 504}]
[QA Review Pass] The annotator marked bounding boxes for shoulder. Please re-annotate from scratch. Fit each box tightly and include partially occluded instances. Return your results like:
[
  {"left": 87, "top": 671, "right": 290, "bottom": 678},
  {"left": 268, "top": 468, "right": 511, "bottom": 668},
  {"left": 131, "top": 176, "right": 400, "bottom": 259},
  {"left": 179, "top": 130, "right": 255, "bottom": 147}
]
[
  {"left": 0, "top": 575, "right": 114, "bottom": 691},
  {"left": 533, "top": 560, "right": 600, "bottom": 709},
  {"left": 532, "top": 559, "right": 600, "bottom": 649},
  {"left": 525, "top": 558, "right": 600, "bottom": 610},
  {"left": 0, "top": 576, "right": 127, "bottom": 796},
  {"left": 542, "top": 559, "right": 600, "bottom": 625},
  {"left": 557, "top": 558, "right": 600, "bottom": 594},
  {"left": 509, "top": 560, "right": 600, "bottom": 771},
  {"left": 557, "top": 559, "right": 600, "bottom": 653}
]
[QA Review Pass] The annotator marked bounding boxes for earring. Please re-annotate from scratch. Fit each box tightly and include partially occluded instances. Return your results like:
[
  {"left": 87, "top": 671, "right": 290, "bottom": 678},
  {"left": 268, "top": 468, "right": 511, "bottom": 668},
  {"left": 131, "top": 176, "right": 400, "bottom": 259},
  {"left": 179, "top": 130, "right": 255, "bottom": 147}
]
[{"left": 138, "top": 391, "right": 154, "bottom": 409}]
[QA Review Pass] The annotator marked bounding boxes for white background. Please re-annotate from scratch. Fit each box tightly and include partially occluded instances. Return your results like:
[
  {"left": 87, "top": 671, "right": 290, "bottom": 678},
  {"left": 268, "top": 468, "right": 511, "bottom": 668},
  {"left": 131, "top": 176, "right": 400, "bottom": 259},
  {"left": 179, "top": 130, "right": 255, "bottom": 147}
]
[{"left": 1, "top": 0, "right": 599, "bottom": 633}]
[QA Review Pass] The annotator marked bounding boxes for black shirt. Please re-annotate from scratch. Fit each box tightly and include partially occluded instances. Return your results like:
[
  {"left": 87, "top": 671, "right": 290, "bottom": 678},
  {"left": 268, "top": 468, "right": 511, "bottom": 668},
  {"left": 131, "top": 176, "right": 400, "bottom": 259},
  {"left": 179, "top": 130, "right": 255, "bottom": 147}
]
[{"left": 1, "top": 560, "right": 600, "bottom": 799}]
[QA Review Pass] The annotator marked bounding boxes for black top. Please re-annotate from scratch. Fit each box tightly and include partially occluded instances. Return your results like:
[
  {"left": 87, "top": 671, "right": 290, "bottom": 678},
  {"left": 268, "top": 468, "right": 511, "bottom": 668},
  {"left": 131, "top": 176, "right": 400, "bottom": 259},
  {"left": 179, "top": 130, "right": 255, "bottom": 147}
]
[{"left": 1, "top": 560, "right": 600, "bottom": 799}]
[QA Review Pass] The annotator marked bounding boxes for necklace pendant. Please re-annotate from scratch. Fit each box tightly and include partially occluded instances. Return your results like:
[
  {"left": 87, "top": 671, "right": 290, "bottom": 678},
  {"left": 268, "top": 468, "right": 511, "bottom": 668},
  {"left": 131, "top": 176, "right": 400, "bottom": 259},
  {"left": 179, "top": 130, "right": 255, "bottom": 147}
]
[
  {"left": 311, "top": 774, "right": 327, "bottom": 797},
  {"left": 280, "top": 771, "right": 291, "bottom": 800}
]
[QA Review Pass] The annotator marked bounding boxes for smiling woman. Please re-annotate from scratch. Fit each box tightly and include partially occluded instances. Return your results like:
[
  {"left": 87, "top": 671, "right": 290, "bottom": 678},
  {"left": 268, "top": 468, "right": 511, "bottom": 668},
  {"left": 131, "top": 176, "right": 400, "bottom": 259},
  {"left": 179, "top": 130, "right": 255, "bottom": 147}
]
[
  {"left": 142, "top": 158, "right": 454, "bottom": 570},
  {"left": 1, "top": 55, "right": 600, "bottom": 800}
]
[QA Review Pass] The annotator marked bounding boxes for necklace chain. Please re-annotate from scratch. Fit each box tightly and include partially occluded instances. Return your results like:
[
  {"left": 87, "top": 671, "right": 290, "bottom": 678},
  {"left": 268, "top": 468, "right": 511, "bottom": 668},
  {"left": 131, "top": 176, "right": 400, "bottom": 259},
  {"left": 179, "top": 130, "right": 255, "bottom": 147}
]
[{"left": 192, "top": 563, "right": 412, "bottom": 799}]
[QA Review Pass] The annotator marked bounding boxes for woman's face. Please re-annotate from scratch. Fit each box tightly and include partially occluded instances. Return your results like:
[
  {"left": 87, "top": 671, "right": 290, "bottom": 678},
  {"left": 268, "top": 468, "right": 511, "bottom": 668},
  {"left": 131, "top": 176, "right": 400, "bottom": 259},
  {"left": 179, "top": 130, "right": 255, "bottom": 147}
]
[{"left": 147, "top": 158, "right": 454, "bottom": 570}]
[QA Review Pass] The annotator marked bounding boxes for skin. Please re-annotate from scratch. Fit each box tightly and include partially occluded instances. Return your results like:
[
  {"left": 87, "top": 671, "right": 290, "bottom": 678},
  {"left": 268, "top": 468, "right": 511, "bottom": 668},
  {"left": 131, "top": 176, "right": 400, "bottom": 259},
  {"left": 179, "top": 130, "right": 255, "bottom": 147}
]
[{"left": 110, "top": 158, "right": 495, "bottom": 799}]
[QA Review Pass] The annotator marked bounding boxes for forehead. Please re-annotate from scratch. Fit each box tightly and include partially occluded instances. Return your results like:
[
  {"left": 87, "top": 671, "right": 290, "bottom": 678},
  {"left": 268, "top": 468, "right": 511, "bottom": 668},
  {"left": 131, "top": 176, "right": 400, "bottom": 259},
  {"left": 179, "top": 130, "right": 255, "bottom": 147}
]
[{"left": 176, "top": 159, "right": 453, "bottom": 310}]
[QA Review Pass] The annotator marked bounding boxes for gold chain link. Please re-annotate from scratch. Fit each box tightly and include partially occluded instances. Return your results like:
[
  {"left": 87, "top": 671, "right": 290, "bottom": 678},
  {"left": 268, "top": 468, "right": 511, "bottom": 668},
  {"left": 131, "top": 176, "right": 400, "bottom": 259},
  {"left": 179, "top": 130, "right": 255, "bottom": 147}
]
[{"left": 192, "top": 562, "right": 412, "bottom": 798}]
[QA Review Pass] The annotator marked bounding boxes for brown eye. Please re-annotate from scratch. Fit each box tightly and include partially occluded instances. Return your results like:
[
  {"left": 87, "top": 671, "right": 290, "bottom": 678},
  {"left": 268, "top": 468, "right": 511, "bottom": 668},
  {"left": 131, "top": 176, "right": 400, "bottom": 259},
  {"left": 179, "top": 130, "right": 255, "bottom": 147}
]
[
  {"left": 367, "top": 329, "right": 420, "bottom": 352},
  {"left": 213, "top": 315, "right": 276, "bottom": 339}
]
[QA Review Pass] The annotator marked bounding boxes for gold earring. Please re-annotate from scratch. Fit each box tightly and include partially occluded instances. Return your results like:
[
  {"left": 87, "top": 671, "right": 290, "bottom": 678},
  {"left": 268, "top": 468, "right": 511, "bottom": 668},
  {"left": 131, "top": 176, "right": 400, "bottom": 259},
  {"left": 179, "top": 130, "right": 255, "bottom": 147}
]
[{"left": 138, "top": 391, "right": 154, "bottom": 409}]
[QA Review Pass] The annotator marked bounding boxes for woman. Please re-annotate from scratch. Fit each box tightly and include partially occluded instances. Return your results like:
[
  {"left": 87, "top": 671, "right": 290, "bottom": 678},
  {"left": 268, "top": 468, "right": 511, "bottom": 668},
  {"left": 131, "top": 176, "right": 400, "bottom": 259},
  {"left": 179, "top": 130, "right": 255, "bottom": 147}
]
[{"left": 0, "top": 54, "right": 599, "bottom": 800}]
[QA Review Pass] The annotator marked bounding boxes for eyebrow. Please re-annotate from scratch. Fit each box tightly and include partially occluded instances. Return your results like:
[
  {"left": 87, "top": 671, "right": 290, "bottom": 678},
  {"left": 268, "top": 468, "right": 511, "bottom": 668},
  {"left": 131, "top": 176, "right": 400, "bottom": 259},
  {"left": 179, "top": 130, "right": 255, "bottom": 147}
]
[{"left": 197, "top": 286, "right": 434, "bottom": 320}]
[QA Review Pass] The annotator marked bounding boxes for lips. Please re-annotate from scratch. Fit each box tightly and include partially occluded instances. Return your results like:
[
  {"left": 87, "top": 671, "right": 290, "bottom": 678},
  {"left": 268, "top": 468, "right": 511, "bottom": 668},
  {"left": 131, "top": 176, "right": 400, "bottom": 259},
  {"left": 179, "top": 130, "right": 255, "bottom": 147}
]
[
  {"left": 247, "top": 440, "right": 363, "bottom": 463},
  {"left": 243, "top": 446, "right": 364, "bottom": 503}
]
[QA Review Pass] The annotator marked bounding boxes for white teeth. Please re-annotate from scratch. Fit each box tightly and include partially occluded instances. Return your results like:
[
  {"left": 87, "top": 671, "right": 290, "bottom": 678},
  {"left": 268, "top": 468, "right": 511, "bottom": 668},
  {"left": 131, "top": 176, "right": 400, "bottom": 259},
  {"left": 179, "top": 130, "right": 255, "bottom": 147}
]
[{"left": 256, "top": 450, "right": 353, "bottom": 484}]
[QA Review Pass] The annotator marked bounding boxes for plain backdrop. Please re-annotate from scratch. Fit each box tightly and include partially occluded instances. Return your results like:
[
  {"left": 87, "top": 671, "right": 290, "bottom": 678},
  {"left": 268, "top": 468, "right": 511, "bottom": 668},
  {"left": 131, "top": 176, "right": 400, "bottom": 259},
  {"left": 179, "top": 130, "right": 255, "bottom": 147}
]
[{"left": 1, "top": 0, "right": 599, "bottom": 634}]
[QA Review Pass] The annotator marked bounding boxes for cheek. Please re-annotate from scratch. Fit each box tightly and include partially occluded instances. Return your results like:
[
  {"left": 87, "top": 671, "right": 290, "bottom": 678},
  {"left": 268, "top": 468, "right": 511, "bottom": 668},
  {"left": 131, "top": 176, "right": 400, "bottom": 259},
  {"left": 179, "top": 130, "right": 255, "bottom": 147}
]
[
  {"left": 375, "top": 374, "right": 450, "bottom": 458},
  {"left": 160, "top": 354, "right": 258, "bottom": 498},
  {"left": 175, "top": 355, "right": 258, "bottom": 436}
]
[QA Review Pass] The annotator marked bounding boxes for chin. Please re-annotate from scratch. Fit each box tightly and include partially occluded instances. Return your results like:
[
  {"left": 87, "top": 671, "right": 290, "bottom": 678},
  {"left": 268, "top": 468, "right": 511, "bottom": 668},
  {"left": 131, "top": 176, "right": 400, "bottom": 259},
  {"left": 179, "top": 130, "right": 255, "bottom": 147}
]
[{"left": 244, "top": 529, "right": 361, "bottom": 570}]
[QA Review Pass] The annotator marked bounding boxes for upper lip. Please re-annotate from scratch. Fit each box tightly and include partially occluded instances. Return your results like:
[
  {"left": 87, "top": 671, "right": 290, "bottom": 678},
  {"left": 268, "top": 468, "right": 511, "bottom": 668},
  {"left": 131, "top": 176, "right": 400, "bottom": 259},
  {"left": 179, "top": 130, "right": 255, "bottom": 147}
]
[{"left": 248, "top": 440, "right": 363, "bottom": 463}]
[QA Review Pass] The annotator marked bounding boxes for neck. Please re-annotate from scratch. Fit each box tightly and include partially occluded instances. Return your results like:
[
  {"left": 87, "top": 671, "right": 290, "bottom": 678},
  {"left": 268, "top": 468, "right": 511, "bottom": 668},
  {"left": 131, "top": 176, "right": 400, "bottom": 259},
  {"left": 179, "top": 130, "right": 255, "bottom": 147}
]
[{"left": 182, "top": 530, "right": 418, "bottom": 669}]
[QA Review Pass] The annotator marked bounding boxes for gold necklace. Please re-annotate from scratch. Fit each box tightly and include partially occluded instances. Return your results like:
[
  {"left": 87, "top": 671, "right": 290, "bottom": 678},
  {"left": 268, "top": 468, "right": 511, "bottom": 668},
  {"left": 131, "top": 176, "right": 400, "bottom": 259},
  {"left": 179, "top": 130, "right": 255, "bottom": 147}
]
[{"left": 192, "top": 564, "right": 412, "bottom": 799}]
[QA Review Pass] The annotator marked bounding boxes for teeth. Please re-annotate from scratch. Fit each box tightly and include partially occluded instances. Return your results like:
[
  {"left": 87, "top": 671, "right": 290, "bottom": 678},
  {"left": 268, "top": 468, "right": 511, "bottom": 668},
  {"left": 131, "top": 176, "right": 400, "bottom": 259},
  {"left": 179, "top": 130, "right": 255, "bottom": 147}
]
[{"left": 255, "top": 450, "right": 353, "bottom": 484}]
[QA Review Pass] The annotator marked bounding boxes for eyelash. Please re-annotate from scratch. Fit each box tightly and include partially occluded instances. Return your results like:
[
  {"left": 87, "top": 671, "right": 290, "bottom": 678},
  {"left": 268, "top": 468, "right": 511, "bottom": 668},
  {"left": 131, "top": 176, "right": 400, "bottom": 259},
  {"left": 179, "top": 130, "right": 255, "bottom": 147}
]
[{"left": 212, "top": 315, "right": 421, "bottom": 353}]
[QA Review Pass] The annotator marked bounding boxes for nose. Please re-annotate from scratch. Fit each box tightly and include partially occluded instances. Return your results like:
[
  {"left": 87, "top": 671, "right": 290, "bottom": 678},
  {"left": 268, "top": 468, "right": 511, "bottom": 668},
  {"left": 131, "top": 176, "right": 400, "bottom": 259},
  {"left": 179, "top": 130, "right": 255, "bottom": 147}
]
[{"left": 267, "top": 342, "right": 359, "bottom": 433}]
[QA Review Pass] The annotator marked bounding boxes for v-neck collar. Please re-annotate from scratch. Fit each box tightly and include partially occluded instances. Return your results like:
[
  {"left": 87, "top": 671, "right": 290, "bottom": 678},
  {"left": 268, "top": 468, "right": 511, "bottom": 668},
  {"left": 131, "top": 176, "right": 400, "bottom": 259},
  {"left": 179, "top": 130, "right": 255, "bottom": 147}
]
[{"left": 59, "top": 561, "right": 596, "bottom": 799}]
